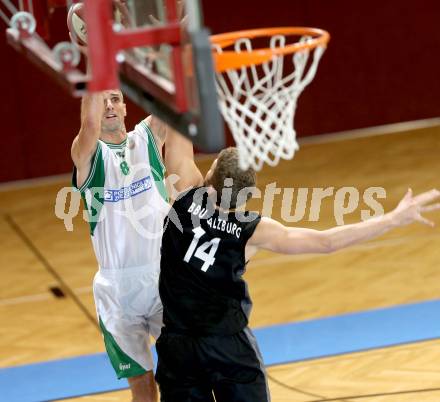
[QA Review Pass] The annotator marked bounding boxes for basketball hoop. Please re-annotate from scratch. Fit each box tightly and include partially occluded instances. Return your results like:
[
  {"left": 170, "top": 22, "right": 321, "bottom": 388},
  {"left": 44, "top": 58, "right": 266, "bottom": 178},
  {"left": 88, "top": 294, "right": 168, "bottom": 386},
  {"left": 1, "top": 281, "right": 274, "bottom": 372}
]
[{"left": 211, "top": 27, "right": 330, "bottom": 171}]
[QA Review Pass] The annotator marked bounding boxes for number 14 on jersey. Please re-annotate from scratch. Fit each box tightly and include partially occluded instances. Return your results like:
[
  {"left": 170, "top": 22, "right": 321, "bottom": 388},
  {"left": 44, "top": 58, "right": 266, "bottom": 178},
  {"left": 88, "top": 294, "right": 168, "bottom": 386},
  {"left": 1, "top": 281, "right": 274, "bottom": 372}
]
[{"left": 183, "top": 227, "right": 220, "bottom": 272}]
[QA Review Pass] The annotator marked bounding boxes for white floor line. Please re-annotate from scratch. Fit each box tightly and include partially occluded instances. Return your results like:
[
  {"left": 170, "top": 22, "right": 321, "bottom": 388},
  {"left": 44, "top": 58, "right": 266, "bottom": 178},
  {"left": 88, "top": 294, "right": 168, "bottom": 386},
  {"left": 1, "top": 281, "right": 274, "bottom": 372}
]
[
  {"left": 298, "top": 117, "right": 440, "bottom": 146},
  {"left": 196, "top": 118, "right": 440, "bottom": 159},
  {"left": 0, "top": 286, "right": 93, "bottom": 306},
  {"left": 0, "top": 173, "right": 71, "bottom": 192},
  {"left": 2, "top": 118, "right": 439, "bottom": 190},
  {"left": 74, "top": 286, "right": 93, "bottom": 295},
  {"left": 0, "top": 292, "right": 52, "bottom": 306}
]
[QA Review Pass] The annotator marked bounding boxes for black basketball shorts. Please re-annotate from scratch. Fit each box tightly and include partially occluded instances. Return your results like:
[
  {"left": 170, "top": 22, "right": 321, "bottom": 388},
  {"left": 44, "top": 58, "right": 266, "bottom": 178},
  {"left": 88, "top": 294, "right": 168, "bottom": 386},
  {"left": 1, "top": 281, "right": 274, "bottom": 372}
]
[{"left": 155, "top": 327, "right": 270, "bottom": 402}]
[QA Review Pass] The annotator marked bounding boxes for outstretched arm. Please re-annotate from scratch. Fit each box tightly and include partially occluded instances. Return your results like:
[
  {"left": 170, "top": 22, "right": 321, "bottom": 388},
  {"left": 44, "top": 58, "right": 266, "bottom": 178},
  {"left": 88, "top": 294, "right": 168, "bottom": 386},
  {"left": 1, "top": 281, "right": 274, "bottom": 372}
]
[
  {"left": 144, "top": 114, "right": 167, "bottom": 150},
  {"left": 164, "top": 127, "right": 204, "bottom": 196},
  {"left": 141, "top": 115, "right": 203, "bottom": 198},
  {"left": 247, "top": 189, "right": 440, "bottom": 255},
  {"left": 71, "top": 93, "right": 103, "bottom": 188}
]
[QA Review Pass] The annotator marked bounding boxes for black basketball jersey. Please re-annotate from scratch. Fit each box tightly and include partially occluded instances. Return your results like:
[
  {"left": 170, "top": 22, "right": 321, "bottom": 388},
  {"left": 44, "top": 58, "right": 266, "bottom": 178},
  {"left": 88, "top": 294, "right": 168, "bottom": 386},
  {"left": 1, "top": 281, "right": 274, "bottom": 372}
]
[{"left": 159, "top": 187, "right": 261, "bottom": 336}]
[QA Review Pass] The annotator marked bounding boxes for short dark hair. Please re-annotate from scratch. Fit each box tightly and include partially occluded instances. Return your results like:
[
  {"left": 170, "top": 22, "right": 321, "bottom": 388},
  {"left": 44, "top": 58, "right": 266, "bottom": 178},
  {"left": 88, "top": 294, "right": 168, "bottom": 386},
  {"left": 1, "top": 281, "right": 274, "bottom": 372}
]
[{"left": 209, "top": 147, "right": 256, "bottom": 209}]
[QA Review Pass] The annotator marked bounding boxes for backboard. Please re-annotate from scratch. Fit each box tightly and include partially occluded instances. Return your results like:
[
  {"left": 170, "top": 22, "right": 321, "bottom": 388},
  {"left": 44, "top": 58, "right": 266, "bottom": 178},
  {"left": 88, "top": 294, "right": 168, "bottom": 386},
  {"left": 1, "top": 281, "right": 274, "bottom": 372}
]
[
  {"left": 113, "top": 0, "right": 225, "bottom": 152},
  {"left": 2, "top": 0, "right": 225, "bottom": 152}
]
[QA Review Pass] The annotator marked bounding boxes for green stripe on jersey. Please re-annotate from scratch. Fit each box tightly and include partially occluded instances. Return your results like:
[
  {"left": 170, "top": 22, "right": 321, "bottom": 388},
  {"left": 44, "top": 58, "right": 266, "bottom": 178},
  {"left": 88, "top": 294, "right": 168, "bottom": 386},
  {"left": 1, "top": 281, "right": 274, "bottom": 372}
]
[
  {"left": 99, "top": 317, "right": 147, "bottom": 379},
  {"left": 73, "top": 142, "right": 105, "bottom": 236},
  {"left": 103, "top": 137, "right": 127, "bottom": 149},
  {"left": 142, "top": 121, "right": 169, "bottom": 202}
]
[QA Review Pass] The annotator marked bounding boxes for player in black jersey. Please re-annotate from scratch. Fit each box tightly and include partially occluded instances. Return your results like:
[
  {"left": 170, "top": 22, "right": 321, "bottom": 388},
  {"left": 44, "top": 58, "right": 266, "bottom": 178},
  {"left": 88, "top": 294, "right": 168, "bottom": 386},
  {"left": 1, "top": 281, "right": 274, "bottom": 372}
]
[{"left": 157, "top": 131, "right": 440, "bottom": 402}]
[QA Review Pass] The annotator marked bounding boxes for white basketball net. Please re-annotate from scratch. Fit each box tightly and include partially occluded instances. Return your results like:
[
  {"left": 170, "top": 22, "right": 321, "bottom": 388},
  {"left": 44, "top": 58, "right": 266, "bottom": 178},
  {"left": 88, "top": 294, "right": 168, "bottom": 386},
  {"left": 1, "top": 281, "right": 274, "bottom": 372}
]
[{"left": 214, "top": 36, "right": 325, "bottom": 171}]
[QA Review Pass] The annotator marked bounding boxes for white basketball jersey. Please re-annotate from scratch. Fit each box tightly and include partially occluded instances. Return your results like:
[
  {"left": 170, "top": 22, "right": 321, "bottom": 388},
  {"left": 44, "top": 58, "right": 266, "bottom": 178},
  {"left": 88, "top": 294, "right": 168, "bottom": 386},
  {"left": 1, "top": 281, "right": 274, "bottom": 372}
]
[{"left": 73, "top": 121, "right": 169, "bottom": 271}]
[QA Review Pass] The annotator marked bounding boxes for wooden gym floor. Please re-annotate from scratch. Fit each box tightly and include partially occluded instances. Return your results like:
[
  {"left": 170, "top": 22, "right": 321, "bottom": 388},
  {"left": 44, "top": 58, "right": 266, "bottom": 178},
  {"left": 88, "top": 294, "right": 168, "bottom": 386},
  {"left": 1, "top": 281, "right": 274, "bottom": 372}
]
[{"left": 1, "top": 123, "right": 440, "bottom": 401}]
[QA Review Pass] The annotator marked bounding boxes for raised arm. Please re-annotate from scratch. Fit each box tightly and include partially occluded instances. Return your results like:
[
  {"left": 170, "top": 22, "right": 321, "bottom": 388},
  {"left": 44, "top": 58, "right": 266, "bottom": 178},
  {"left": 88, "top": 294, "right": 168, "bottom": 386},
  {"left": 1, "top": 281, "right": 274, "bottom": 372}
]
[
  {"left": 248, "top": 188, "right": 440, "bottom": 255},
  {"left": 71, "top": 93, "right": 103, "bottom": 188},
  {"left": 164, "top": 127, "right": 204, "bottom": 195},
  {"left": 144, "top": 114, "right": 167, "bottom": 150}
]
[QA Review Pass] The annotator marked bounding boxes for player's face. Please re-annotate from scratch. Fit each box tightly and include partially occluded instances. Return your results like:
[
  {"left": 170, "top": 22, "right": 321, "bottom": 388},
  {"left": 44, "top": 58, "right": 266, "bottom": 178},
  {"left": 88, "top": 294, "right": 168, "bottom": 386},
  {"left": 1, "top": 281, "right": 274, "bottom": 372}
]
[{"left": 101, "top": 90, "right": 126, "bottom": 133}]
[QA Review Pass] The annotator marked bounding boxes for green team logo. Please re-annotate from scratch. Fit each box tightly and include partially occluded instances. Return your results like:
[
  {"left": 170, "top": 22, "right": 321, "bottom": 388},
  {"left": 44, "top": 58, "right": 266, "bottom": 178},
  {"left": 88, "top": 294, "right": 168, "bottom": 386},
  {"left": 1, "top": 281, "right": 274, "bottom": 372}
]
[{"left": 120, "top": 161, "right": 130, "bottom": 175}]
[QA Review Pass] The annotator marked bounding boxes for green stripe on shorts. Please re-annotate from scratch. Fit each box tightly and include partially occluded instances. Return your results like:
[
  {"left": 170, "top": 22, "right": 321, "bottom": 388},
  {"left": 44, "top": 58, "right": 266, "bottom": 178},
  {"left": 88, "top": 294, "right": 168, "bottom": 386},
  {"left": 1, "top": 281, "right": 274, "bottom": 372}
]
[{"left": 99, "top": 317, "right": 147, "bottom": 379}]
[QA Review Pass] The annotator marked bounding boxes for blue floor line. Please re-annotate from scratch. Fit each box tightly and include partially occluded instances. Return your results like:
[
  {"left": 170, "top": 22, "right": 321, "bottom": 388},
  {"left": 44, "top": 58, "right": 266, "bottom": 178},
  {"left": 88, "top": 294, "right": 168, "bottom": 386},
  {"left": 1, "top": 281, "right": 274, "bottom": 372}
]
[
  {"left": 257, "top": 299, "right": 440, "bottom": 366},
  {"left": 2, "top": 299, "right": 440, "bottom": 402}
]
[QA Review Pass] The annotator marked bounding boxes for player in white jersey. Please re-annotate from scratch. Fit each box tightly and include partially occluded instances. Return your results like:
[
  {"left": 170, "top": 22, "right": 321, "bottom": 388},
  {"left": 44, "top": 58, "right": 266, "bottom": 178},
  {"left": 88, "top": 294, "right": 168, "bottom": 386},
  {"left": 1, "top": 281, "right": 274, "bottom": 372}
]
[{"left": 71, "top": 90, "right": 169, "bottom": 402}]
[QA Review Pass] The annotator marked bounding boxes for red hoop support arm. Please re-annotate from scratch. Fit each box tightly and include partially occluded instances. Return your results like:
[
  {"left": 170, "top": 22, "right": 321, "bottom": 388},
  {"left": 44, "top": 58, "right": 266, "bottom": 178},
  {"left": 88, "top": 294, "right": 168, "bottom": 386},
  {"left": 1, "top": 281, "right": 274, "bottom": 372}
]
[
  {"left": 84, "top": 0, "right": 188, "bottom": 112},
  {"left": 6, "top": 28, "right": 86, "bottom": 96}
]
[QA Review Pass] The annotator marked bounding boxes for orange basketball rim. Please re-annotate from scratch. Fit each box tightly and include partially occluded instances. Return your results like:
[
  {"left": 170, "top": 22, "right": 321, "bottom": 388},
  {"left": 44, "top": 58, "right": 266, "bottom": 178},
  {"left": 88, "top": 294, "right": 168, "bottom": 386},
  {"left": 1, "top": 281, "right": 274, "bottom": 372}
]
[{"left": 211, "top": 27, "right": 330, "bottom": 72}]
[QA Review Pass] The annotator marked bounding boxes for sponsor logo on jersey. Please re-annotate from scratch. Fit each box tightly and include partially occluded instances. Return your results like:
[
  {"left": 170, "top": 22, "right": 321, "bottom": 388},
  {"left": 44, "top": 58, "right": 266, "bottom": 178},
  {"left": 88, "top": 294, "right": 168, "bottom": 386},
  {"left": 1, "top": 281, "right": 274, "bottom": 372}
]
[{"left": 104, "top": 176, "right": 152, "bottom": 202}]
